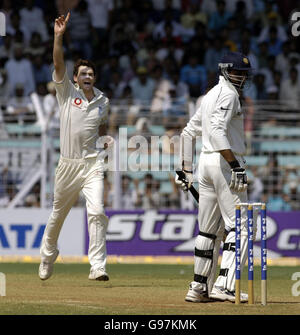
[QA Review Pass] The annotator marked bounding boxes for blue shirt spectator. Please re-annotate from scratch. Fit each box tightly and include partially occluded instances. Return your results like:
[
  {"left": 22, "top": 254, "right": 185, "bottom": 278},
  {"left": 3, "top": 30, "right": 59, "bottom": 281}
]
[
  {"left": 32, "top": 55, "right": 52, "bottom": 84},
  {"left": 180, "top": 55, "right": 207, "bottom": 97},
  {"left": 266, "top": 194, "right": 292, "bottom": 211},
  {"left": 204, "top": 37, "right": 227, "bottom": 74},
  {"left": 129, "top": 67, "right": 156, "bottom": 107},
  {"left": 266, "top": 27, "right": 282, "bottom": 57},
  {"left": 208, "top": 0, "right": 232, "bottom": 32}
]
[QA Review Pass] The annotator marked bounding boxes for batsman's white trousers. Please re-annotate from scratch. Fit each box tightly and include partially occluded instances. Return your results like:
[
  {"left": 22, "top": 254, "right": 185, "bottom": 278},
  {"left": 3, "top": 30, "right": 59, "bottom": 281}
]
[
  {"left": 40, "top": 156, "right": 108, "bottom": 271},
  {"left": 194, "top": 152, "right": 250, "bottom": 292}
]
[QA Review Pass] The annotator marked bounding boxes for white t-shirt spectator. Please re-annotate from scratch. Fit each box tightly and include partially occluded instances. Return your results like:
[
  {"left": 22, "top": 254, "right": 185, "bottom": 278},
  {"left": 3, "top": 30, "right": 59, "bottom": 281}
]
[
  {"left": 279, "top": 78, "right": 300, "bottom": 109},
  {"left": 7, "top": 95, "right": 34, "bottom": 124},
  {"left": 129, "top": 76, "right": 156, "bottom": 107},
  {"left": 86, "top": 0, "right": 114, "bottom": 29},
  {"left": 5, "top": 58, "right": 35, "bottom": 96},
  {"left": 43, "top": 93, "right": 60, "bottom": 130},
  {"left": 20, "top": 5, "right": 49, "bottom": 41}
]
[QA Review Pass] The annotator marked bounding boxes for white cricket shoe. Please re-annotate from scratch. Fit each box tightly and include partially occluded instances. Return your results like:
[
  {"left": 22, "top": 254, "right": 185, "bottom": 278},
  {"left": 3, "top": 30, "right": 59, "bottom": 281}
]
[
  {"left": 210, "top": 286, "right": 248, "bottom": 303},
  {"left": 88, "top": 268, "right": 109, "bottom": 281},
  {"left": 185, "top": 281, "right": 211, "bottom": 303},
  {"left": 39, "top": 250, "right": 59, "bottom": 281}
]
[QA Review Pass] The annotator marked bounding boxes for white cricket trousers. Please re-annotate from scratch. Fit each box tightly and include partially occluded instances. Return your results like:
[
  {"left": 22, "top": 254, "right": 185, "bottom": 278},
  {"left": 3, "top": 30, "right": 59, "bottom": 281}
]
[
  {"left": 194, "top": 152, "right": 251, "bottom": 293},
  {"left": 40, "top": 156, "right": 108, "bottom": 271}
]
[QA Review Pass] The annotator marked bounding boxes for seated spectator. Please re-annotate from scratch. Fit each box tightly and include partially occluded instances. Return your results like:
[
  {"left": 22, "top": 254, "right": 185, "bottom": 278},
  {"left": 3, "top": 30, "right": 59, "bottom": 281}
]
[
  {"left": 4, "top": 45, "right": 35, "bottom": 96},
  {"left": 262, "top": 189, "right": 292, "bottom": 212},
  {"left": 154, "top": 0, "right": 181, "bottom": 23},
  {"left": 24, "top": 32, "right": 46, "bottom": 59},
  {"left": 150, "top": 64, "right": 173, "bottom": 114},
  {"left": 42, "top": 81, "right": 60, "bottom": 131},
  {"left": 109, "top": 85, "right": 137, "bottom": 133},
  {"left": 0, "top": 68, "right": 9, "bottom": 101},
  {"left": 288, "top": 54, "right": 300, "bottom": 82},
  {"left": 257, "top": 11, "right": 287, "bottom": 43},
  {"left": 99, "top": 54, "right": 122, "bottom": 89},
  {"left": 226, "top": 17, "right": 241, "bottom": 46},
  {"left": 32, "top": 55, "right": 52, "bottom": 85},
  {"left": 109, "top": 8, "right": 136, "bottom": 51},
  {"left": 23, "top": 182, "right": 40, "bottom": 207},
  {"left": 0, "top": 33, "right": 13, "bottom": 60},
  {"left": 169, "top": 70, "right": 189, "bottom": 99},
  {"left": 160, "top": 22, "right": 182, "bottom": 48},
  {"left": 109, "top": 26, "right": 136, "bottom": 58},
  {"left": 6, "top": 83, "right": 35, "bottom": 124},
  {"left": 180, "top": 1, "right": 207, "bottom": 29},
  {"left": 129, "top": 66, "right": 156, "bottom": 110},
  {"left": 6, "top": 10, "right": 31, "bottom": 45},
  {"left": 231, "top": 0, "right": 250, "bottom": 31},
  {"left": 20, "top": 0, "right": 49, "bottom": 42},
  {"left": 259, "top": 55, "right": 277, "bottom": 88},
  {"left": 155, "top": 40, "right": 184, "bottom": 66},
  {"left": 152, "top": 9, "right": 186, "bottom": 41},
  {"left": 265, "top": 26, "right": 283, "bottom": 57},
  {"left": 257, "top": 41, "right": 269, "bottom": 69},
  {"left": 287, "top": 181, "right": 300, "bottom": 211},
  {"left": 162, "top": 84, "right": 188, "bottom": 121},
  {"left": 226, "top": 0, "right": 254, "bottom": 20},
  {"left": 220, "top": 26, "right": 238, "bottom": 52},
  {"left": 208, "top": 0, "right": 232, "bottom": 33},
  {"left": 275, "top": 41, "right": 290, "bottom": 79},
  {"left": 248, "top": 167, "right": 264, "bottom": 202},
  {"left": 120, "top": 175, "right": 138, "bottom": 209},
  {"left": 279, "top": 67, "right": 300, "bottom": 109},
  {"left": 109, "top": 71, "right": 127, "bottom": 99},
  {"left": 204, "top": 37, "right": 227, "bottom": 76},
  {"left": 261, "top": 153, "right": 282, "bottom": 195},
  {"left": 67, "top": 0, "right": 94, "bottom": 60},
  {"left": 200, "top": 0, "right": 217, "bottom": 16},
  {"left": 87, "top": 0, "right": 114, "bottom": 45},
  {"left": 135, "top": 173, "right": 161, "bottom": 209},
  {"left": 180, "top": 54, "right": 206, "bottom": 97}
]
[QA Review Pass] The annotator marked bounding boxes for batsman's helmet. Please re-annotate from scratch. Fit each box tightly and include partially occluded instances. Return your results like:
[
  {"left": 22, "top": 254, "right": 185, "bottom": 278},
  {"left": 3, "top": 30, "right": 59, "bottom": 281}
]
[{"left": 218, "top": 52, "right": 252, "bottom": 89}]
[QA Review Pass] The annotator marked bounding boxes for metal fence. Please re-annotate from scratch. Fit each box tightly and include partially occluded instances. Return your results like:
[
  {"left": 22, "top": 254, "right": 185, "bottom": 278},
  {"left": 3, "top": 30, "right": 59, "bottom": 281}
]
[{"left": 0, "top": 95, "right": 300, "bottom": 211}]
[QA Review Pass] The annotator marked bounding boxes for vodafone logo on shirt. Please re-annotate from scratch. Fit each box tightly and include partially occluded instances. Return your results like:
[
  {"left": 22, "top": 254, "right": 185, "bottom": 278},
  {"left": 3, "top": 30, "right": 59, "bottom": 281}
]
[{"left": 72, "top": 97, "right": 82, "bottom": 107}]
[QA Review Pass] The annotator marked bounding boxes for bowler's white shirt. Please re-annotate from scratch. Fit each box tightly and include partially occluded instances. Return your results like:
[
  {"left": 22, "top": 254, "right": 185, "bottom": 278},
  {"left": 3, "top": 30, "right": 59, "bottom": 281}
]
[{"left": 53, "top": 70, "right": 109, "bottom": 159}]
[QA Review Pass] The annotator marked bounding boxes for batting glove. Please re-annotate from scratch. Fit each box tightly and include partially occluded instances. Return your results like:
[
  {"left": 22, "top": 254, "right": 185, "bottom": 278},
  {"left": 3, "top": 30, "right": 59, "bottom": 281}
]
[
  {"left": 229, "top": 167, "right": 247, "bottom": 192},
  {"left": 175, "top": 170, "right": 193, "bottom": 192}
]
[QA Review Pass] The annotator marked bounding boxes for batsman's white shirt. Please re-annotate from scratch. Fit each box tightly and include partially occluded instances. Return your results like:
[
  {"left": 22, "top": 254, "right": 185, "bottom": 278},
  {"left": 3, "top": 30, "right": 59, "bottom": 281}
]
[
  {"left": 181, "top": 76, "right": 245, "bottom": 167},
  {"left": 180, "top": 76, "right": 250, "bottom": 293},
  {"left": 53, "top": 70, "right": 109, "bottom": 159}
]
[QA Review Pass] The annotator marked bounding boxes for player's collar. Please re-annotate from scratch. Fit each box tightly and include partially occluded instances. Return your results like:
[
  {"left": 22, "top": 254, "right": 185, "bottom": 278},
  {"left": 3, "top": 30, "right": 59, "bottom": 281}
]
[
  {"left": 219, "top": 75, "right": 239, "bottom": 96},
  {"left": 75, "top": 84, "right": 104, "bottom": 103}
]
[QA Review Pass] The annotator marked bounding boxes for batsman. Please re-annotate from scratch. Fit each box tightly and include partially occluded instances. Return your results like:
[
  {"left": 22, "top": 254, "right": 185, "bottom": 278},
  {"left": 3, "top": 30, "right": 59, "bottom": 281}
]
[
  {"left": 176, "top": 52, "right": 255, "bottom": 302},
  {"left": 39, "top": 13, "right": 110, "bottom": 281}
]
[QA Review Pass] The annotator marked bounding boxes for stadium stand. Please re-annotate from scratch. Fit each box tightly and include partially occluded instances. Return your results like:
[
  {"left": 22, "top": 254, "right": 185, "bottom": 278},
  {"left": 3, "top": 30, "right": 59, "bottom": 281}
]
[{"left": 0, "top": 0, "right": 299, "bottom": 211}]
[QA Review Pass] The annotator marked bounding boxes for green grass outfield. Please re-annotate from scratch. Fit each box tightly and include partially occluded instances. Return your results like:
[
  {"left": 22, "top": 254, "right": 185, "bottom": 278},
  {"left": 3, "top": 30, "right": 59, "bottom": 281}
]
[{"left": 0, "top": 263, "right": 299, "bottom": 315}]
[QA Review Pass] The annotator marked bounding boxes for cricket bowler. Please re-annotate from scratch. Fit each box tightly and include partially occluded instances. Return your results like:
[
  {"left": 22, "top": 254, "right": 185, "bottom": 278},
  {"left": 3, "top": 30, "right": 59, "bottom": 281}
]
[{"left": 39, "top": 13, "right": 110, "bottom": 281}]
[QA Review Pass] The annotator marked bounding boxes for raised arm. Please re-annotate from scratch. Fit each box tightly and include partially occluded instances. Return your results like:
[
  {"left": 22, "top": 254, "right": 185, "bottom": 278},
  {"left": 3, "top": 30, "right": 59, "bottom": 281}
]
[{"left": 53, "top": 13, "right": 70, "bottom": 82}]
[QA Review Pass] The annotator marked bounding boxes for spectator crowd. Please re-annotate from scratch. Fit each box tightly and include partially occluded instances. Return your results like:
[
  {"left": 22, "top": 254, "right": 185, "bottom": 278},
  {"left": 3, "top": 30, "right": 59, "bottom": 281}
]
[{"left": 0, "top": 0, "right": 300, "bottom": 210}]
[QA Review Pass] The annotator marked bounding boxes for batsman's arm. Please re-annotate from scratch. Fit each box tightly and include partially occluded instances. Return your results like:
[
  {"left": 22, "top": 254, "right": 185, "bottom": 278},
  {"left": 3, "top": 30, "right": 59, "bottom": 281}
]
[
  {"left": 53, "top": 13, "right": 70, "bottom": 82},
  {"left": 219, "top": 149, "right": 240, "bottom": 168}
]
